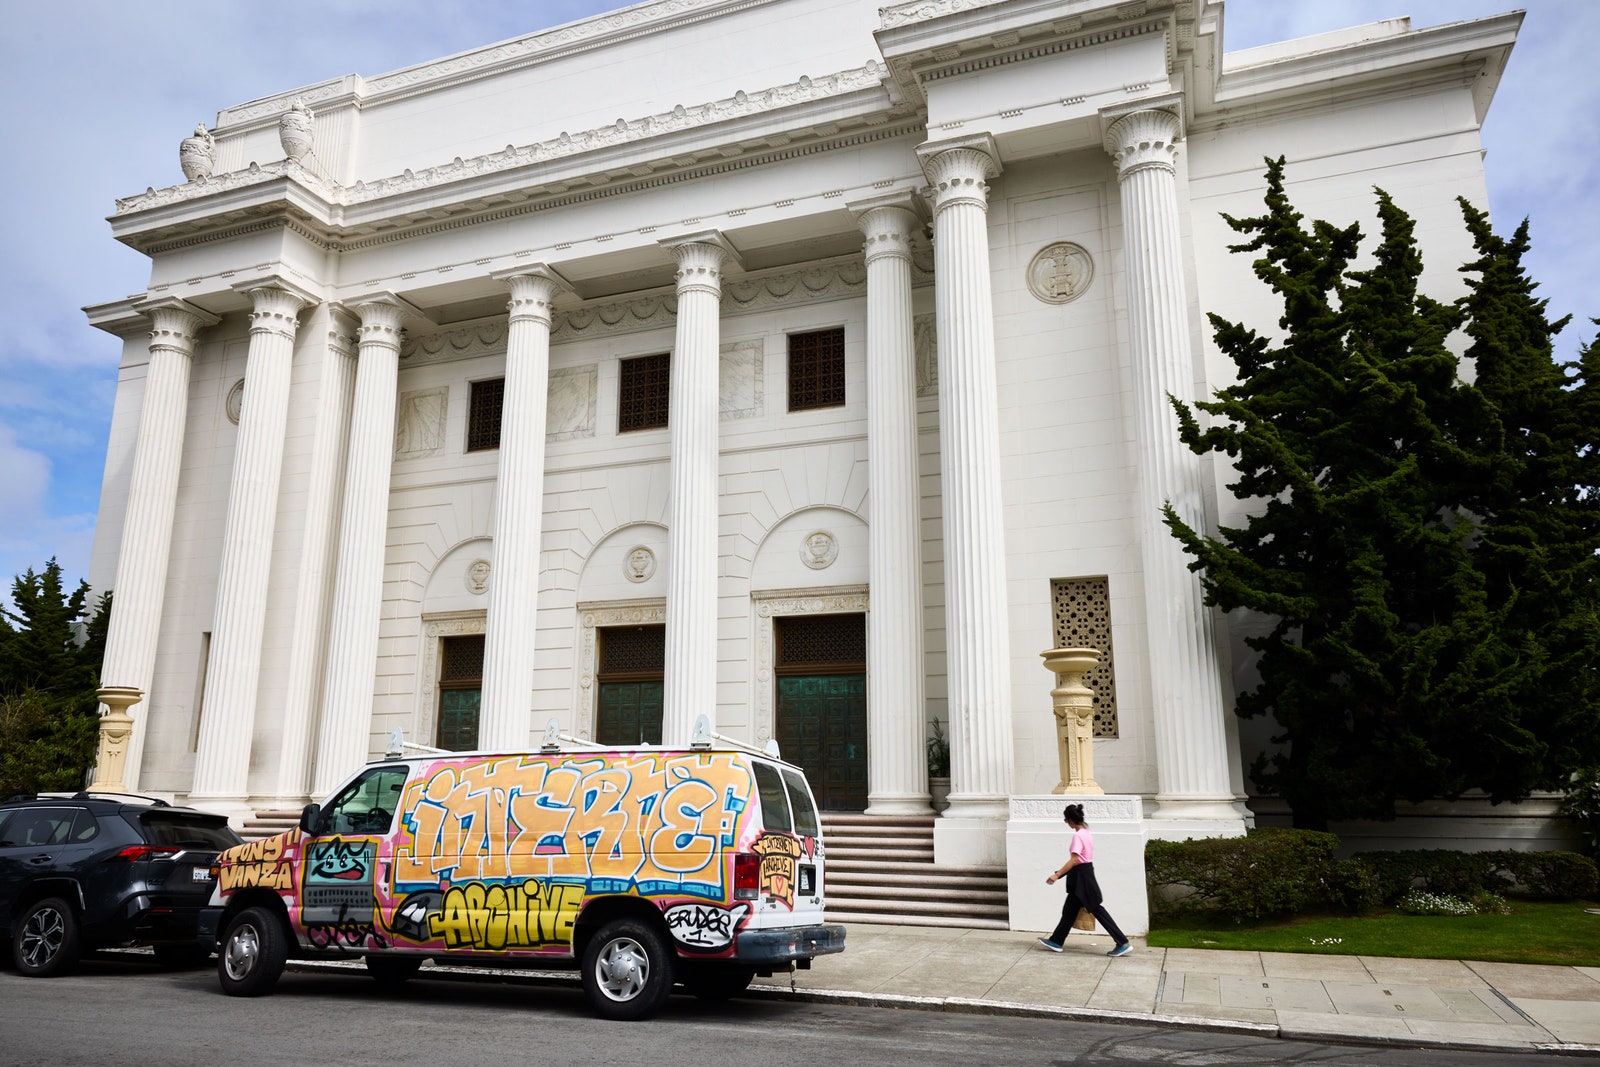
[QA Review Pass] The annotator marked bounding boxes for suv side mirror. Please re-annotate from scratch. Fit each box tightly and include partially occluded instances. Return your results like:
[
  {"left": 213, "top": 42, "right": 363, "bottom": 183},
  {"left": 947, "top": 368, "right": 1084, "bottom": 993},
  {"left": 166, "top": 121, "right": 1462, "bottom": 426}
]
[{"left": 299, "top": 803, "right": 322, "bottom": 835}]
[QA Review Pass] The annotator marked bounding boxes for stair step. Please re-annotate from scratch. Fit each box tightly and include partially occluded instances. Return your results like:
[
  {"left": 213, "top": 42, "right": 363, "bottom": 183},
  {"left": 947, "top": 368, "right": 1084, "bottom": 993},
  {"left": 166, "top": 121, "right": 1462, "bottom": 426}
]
[
  {"left": 828, "top": 885, "right": 1008, "bottom": 904},
  {"left": 828, "top": 859, "right": 1004, "bottom": 877},
  {"left": 820, "top": 814, "right": 935, "bottom": 827}
]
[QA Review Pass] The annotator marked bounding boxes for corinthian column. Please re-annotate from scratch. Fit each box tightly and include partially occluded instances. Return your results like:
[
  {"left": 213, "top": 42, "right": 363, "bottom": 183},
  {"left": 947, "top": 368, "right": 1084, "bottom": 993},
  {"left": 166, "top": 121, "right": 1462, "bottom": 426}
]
[
  {"left": 92, "top": 298, "right": 219, "bottom": 792},
  {"left": 312, "top": 296, "right": 414, "bottom": 795},
  {"left": 478, "top": 267, "right": 565, "bottom": 751},
  {"left": 659, "top": 233, "right": 736, "bottom": 746},
  {"left": 1102, "top": 99, "right": 1240, "bottom": 831},
  {"left": 918, "top": 134, "right": 1014, "bottom": 861},
  {"left": 191, "top": 282, "right": 315, "bottom": 805},
  {"left": 851, "top": 193, "right": 931, "bottom": 815}
]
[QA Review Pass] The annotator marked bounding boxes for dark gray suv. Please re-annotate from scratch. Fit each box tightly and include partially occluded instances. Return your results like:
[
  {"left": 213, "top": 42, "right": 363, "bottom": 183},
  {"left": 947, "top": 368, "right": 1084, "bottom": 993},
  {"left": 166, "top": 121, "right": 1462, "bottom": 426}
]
[{"left": 0, "top": 792, "right": 241, "bottom": 976}]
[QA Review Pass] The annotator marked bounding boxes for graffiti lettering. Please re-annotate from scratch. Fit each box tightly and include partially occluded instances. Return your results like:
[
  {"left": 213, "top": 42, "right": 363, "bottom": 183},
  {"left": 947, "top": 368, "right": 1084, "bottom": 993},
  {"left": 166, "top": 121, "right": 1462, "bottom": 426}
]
[
  {"left": 393, "top": 753, "right": 750, "bottom": 898},
  {"left": 309, "top": 838, "right": 369, "bottom": 882},
  {"left": 306, "top": 921, "right": 388, "bottom": 950},
  {"left": 426, "top": 880, "right": 585, "bottom": 950},
  {"left": 664, "top": 902, "right": 749, "bottom": 949},
  {"left": 217, "top": 833, "right": 297, "bottom": 894},
  {"left": 751, "top": 832, "right": 802, "bottom": 908}
]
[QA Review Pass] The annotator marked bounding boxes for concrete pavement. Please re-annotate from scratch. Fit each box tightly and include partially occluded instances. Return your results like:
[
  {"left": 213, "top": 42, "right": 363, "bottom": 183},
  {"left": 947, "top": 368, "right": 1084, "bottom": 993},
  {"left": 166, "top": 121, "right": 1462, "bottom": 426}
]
[{"left": 744, "top": 924, "right": 1600, "bottom": 1056}]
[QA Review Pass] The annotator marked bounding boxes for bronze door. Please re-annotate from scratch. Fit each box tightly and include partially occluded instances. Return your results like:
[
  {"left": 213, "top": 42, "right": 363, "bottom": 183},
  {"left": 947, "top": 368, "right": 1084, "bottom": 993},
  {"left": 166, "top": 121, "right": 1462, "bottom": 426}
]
[{"left": 773, "top": 613, "right": 867, "bottom": 811}]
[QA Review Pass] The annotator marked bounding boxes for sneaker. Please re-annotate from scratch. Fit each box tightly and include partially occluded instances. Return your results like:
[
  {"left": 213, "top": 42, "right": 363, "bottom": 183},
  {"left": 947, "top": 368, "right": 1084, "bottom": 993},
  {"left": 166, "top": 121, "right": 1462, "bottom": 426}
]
[
  {"left": 1037, "top": 938, "right": 1063, "bottom": 953},
  {"left": 1106, "top": 942, "right": 1132, "bottom": 957}
]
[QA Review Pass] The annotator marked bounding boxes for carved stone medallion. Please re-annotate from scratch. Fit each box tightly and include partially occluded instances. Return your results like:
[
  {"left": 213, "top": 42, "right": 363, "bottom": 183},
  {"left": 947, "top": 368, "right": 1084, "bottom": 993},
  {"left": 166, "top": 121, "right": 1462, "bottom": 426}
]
[
  {"left": 800, "top": 530, "right": 838, "bottom": 570},
  {"left": 465, "top": 559, "right": 491, "bottom": 595},
  {"left": 1026, "top": 242, "right": 1094, "bottom": 304},
  {"left": 624, "top": 546, "right": 657, "bottom": 583},
  {"left": 225, "top": 379, "right": 245, "bottom": 425}
]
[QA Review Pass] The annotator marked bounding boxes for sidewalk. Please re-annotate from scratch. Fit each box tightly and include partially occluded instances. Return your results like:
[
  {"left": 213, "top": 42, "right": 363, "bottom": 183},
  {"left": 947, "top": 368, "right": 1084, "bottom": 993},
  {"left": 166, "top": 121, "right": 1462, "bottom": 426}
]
[{"left": 743, "top": 924, "right": 1600, "bottom": 1056}]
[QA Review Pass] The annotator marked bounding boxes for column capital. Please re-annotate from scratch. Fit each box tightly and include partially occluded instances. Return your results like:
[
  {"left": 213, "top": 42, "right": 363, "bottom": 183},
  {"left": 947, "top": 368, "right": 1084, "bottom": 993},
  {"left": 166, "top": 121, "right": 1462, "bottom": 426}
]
[
  {"left": 131, "top": 297, "right": 221, "bottom": 352},
  {"left": 1101, "top": 95, "right": 1184, "bottom": 178},
  {"left": 237, "top": 282, "right": 316, "bottom": 342},
  {"left": 916, "top": 133, "right": 1001, "bottom": 215},
  {"left": 493, "top": 265, "right": 569, "bottom": 327},
  {"left": 661, "top": 230, "right": 739, "bottom": 296},
  {"left": 332, "top": 293, "right": 431, "bottom": 354},
  {"left": 850, "top": 190, "right": 925, "bottom": 264}
]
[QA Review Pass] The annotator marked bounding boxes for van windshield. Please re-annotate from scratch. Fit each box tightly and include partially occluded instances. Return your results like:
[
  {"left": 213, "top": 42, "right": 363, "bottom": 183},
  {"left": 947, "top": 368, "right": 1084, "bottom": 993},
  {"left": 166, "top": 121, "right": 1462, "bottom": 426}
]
[
  {"left": 780, "top": 768, "right": 819, "bottom": 838},
  {"left": 752, "top": 761, "right": 792, "bottom": 833}
]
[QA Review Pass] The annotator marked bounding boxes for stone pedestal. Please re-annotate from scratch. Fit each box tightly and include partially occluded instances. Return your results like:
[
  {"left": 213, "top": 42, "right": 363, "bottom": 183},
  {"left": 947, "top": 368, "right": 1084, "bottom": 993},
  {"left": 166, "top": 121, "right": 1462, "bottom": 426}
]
[
  {"left": 1006, "top": 794, "right": 1148, "bottom": 935},
  {"left": 88, "top": 687, "right": 141, "bottom": 793},
  {"left": 1042, "top": 647, "right": 1103, "bottom": 794}
]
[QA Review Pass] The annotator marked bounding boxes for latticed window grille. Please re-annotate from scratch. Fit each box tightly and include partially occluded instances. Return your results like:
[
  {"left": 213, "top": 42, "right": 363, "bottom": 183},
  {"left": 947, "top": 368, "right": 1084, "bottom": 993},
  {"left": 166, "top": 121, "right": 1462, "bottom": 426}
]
[
  {"left": 440, "top": 635, "right": 485, "bottom": 683},
  {"left": 776, "top": 613, "right": 866, "bottom": 671},
  {"left": 599, "top": 625, "right": 666, "bottom": 677},
  {"left": 466, "top": 378, "right": 504, "bottom": 452},
  {"left": 1050, "top": 577, "right": 1119, "bottom": 737},
  {"left": 619, "top": 353, "right": 671, "bottom": 432},
  {"left": 787, "top": 328, "right": 846, "bottom": 412}
]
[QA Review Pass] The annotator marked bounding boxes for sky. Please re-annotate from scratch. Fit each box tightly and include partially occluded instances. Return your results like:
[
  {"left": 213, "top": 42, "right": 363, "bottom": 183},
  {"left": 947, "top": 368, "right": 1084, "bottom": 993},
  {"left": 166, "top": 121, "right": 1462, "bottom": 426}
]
[{"left": 0, "top": 0, "right": 1594, "bottom": 605}]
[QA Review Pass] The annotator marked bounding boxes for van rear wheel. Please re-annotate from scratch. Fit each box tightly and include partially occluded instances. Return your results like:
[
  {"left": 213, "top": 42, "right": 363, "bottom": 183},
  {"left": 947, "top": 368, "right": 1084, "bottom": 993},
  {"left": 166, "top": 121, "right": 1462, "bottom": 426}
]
[
  {"left": 218, "top": 906, "right": 286, "bottom": 997},
  {"left": 581, "top": 919, "right": 674, "bottom": 1020}
]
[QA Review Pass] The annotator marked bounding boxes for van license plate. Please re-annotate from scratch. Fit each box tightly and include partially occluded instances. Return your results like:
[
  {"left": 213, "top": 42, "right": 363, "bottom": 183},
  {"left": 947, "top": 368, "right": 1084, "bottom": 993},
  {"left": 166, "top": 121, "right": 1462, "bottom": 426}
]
[{"left": 798, "top": 866, "right": 815, "bottom": 895}]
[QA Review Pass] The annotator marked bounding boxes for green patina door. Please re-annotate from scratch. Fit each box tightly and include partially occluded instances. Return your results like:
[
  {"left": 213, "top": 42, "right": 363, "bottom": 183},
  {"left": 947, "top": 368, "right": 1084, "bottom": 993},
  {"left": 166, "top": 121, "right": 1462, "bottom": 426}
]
[
  {"left": 437, "top": 634, "right": 484, "bottom": 751},
  {"left": 595, "top": 624, "right": 665, "bottom": 746},
  {"left": 774, "top": 613, "right": 867, "bottom": 811}
]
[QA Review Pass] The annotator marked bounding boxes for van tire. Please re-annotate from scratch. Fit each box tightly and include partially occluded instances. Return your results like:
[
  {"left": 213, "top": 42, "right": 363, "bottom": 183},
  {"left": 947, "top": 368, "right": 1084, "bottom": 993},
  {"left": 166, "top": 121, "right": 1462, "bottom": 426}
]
[
  {"left": 581, "top": 918, "right": 675, "bottom": 1020},
  {"left": 13, "top": 897, "right": 80, "bottom": 977},
  {"left": 218, "top": 906, "right": 287, "bottom": 997},
  {"left": 681, "top": 964, "right": 755, "bottom": 1002},
  {"left": 365, "top": 955, "right": 423, "bottom": 987}
]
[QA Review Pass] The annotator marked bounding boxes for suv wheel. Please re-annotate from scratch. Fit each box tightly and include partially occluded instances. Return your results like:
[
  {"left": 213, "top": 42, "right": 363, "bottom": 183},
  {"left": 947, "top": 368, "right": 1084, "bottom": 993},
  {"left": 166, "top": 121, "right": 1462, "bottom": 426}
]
[
  {"left": 218, "top": 907, "right": 287, "bottom": 996},
  {"left": 580, "top": 918, "right": 674, "bottom": 1021},
  {"left": 13, "top": 898, "right": 80, "bottom": 977}
]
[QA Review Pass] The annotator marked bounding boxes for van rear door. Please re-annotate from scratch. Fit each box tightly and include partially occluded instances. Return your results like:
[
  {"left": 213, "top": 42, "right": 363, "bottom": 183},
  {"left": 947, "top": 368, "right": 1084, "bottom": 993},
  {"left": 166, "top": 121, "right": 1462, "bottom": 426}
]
[{"left": 744, "top": 760, "right": 827, "bottom": 931}]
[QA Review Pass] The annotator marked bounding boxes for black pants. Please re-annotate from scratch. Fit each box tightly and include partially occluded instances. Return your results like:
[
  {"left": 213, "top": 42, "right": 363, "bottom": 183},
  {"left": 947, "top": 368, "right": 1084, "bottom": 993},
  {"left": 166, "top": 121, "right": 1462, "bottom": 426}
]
[{"left": 1049, "top": 883, "right": 1126, "bottom": 947}]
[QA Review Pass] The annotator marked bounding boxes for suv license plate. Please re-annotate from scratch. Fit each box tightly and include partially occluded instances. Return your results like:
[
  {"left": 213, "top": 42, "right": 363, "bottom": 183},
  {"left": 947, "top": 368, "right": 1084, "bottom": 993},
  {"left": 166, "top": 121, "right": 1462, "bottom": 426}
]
[{"left": 191, "top": 868, "right": 211, "bottom": 883}]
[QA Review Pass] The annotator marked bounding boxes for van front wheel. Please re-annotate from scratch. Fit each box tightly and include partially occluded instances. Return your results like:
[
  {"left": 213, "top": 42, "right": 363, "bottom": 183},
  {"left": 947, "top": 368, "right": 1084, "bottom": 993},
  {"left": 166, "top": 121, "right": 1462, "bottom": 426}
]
[
  {"left": 218, "top": 907, "right": 287, "bottom": 997},
  {"left": 581, "top": 919, "right": 674, "bottom": 1020}
]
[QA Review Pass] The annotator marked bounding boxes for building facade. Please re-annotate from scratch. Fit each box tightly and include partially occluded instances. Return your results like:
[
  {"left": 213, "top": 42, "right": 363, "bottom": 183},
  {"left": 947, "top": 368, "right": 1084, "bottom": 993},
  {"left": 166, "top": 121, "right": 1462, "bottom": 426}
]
[{"left": 85, "top": 0, "right": 1526, "bottom": 862}]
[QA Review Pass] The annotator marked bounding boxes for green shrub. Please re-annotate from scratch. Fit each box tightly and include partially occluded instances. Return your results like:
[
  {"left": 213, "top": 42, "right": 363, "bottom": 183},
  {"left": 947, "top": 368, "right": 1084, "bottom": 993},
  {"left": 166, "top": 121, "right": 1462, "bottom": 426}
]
[
  {"left": 1322, "top": 857, "right": 1383, "bottom": 915},
  {"left": 1354, "top": 848, "right": 1599, "bottom": 904},
  {"left": 1145, "top": 827, "right": 1345, "bottom": 920}
]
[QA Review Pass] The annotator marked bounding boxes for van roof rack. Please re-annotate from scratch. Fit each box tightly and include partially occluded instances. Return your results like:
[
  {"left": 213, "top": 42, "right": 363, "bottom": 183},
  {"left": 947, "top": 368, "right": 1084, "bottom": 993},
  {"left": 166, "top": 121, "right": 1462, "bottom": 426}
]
[
  {"left": 689, "top": 714, "right": 782, "bottom": 759},
  {"left": 540, "top": 718, "right": 606, "bottom": 754}
]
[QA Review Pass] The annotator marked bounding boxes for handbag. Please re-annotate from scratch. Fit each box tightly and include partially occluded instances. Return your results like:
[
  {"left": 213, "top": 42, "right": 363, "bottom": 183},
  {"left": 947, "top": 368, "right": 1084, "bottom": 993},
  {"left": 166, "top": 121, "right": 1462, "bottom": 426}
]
[{"left": 1072, "top": 909, "right": 1098, "bottom": 932}]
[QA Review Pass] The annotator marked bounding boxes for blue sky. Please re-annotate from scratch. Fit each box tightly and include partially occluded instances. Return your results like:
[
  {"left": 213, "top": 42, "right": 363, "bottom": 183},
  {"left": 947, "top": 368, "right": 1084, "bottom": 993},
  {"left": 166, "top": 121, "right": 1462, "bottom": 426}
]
[{"left": 1, "top": 0, "right": 1595, "bottom": 602}]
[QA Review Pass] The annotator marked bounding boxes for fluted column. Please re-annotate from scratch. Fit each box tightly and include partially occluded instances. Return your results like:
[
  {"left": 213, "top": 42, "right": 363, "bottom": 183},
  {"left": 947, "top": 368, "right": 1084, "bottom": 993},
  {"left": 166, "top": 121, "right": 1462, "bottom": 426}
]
[
  {"left": 918, "top": 135, "right": 1015, "bottom": 837},
  {"left": 312, "top": 297, "right": 410, "bottom": 795},
  {"left": 1103, "top": 101, "right": 1238, "bottom": 826},
  {"left": 191, "top": 283, "right": 314, "bottom": 803},
  {"left": 852, "top": 193, "right": 931, "bottom": 815},
  {"left": 92, "top": 299, "right": 219, "bottom": 792},
  {"left": 273, "top": 308, "right": 359, "bottom": 801},
  {"left": 479, "top": 268, "right": 564, "bottom": 751},
  {"left": 659, "top": 233, "right": 735, "bottom": 746}
]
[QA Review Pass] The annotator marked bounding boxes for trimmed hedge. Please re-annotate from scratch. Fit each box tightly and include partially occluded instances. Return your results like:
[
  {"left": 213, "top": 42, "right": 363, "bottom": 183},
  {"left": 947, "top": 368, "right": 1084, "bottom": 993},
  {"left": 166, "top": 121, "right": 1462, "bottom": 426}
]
[
  {"left": 1352, "top": 849, "right": 1598, "bottom": 904},
  {"left": 1144, "top": 827, "right": 1372, "bottom": 920},
  {"left": 1146, "top": 832, "right": 1599, "bottom": 922}
]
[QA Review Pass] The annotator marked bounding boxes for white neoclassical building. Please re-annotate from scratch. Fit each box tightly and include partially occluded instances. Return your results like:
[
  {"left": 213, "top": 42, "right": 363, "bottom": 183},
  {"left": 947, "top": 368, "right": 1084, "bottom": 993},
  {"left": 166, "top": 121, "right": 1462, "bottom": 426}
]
[{"left": 85, "top": 0, "right": 1530, "bottom": 877}]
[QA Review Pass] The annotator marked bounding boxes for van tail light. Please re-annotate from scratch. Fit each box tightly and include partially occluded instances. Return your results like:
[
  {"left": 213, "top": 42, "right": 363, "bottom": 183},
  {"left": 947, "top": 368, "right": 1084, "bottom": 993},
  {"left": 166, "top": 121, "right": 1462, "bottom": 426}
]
[
  {"left": 112, "top": 845, "right": 180, "bottom": 862},
  {"left": 733, "top": 852, "right": 760, "bottom": 900}
]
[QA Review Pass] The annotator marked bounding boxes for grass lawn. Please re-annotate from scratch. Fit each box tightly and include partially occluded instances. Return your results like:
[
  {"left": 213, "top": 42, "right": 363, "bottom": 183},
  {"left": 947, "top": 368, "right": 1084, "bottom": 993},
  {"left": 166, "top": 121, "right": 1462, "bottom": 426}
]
[{"left": 1147, "top": 901, "right": 1600, "bottom": 967}]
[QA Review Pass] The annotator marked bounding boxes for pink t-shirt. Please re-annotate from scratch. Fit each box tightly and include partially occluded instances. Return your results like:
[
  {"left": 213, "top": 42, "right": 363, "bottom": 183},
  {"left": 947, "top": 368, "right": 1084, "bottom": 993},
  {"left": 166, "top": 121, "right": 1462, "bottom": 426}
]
[{"left": 1070, "top": 826, "right": 1094, "bottom": 864}]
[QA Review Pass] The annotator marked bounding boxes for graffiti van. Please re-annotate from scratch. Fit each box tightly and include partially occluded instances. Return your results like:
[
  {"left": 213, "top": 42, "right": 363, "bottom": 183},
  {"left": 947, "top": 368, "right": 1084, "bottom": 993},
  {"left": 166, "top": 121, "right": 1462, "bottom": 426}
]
[{"left": 197, "top": 718, "right": 844, "bottom": 1019}]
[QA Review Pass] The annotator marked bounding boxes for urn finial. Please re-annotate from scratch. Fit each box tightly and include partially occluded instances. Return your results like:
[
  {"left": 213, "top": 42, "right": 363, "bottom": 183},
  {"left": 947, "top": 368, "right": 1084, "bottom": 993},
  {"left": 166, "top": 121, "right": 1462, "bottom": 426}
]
[
  {"left": 179, "top": 123, "right": 216, "bottom": 181},
  {"left": 279, "top": 98, "right": 316, "bottom": 162}
]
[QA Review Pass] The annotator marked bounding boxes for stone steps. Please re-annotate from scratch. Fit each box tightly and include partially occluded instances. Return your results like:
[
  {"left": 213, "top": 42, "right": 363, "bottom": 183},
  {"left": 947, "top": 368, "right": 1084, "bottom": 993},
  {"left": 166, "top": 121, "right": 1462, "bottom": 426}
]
[{"left": 820, "top": 812, "right": 1008, "bottom": 929}]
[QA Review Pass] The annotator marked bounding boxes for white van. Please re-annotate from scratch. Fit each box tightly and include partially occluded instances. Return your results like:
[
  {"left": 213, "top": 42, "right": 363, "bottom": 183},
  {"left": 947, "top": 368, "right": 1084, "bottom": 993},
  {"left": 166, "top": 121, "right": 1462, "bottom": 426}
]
[{"left": 198, "top": 726, "right": 844, "bottom": 1019}]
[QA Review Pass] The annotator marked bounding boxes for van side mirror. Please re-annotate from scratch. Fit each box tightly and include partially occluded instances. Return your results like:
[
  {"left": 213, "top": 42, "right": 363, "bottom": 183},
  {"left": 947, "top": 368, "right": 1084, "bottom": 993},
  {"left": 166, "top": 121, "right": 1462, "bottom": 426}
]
[{"left": 299, "top": 803, "right": 322, "bottom": 834}]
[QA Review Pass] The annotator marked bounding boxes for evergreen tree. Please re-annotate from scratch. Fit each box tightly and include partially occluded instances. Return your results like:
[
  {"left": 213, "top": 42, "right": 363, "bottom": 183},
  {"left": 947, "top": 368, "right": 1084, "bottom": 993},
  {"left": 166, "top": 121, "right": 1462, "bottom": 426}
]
[
  {"left": 1164, "top": 158, "right": 1596, "bottom": 828},
  {"left": 0, "top": 560, "right": 107, "bottom": 797}
]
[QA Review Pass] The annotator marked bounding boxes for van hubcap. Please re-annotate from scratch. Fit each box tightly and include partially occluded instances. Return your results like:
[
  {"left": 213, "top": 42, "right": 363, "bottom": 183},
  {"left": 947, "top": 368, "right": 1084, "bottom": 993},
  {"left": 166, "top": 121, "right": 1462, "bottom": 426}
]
[
  {"left": 224, "top": 924, "right": 260, "bottom": 980},
  {"left": 595, "top": 937, "right": 649, "bottom": 1001},
  {"left": 20, "top": 907, "right": 65, "bottom": 968}
]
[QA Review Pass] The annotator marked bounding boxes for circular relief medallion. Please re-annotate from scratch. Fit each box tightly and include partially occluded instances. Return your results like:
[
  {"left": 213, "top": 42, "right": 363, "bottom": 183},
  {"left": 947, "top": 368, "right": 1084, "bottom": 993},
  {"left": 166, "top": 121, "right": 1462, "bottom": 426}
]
[
  {"left": 225, "top": 379, "right": 245, "bottom": 424},
  {"left": 800, "top": 530, "right": 838, "bottom": 570},
  {"left": 1026, "top": 242, "right": 1094, "bottom": 304},
  {"left": 624, "top": 546, "right": 656, "bottom": 583},
  {"left": 465, "top": 559, "right": 491, "bottom": 595}
]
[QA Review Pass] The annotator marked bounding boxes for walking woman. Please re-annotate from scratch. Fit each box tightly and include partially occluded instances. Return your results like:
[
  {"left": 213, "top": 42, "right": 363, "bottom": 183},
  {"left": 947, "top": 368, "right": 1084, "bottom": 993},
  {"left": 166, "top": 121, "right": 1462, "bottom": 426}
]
[{"left": 1038, "top": 803, "right": 1132, "bottom": 956}]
